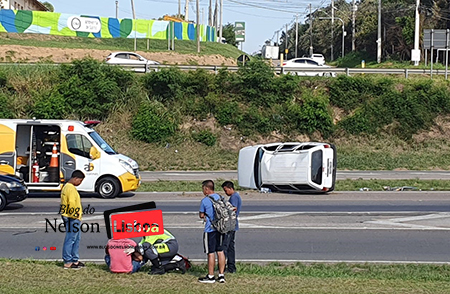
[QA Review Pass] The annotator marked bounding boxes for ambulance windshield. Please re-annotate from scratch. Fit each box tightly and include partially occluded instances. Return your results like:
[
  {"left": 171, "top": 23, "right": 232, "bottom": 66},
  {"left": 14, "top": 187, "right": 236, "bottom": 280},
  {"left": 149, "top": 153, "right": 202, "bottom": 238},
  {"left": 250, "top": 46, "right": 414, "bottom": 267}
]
[{"left": 89, "top": 131, "right": 117, "bottom": 155}]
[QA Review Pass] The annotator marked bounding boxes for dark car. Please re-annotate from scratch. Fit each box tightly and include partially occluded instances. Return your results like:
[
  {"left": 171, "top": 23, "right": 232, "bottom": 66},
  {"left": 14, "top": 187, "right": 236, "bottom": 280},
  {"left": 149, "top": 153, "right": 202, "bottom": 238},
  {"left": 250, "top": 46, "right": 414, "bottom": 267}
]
[{"left": 0, "top": 174, "right": 28, "bottom": 211}]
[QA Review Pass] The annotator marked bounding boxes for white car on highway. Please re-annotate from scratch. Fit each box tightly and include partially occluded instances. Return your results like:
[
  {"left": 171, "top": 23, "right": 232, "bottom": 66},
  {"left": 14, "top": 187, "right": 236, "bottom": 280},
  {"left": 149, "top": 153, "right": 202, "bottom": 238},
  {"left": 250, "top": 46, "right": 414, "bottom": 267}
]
[
  {"left": 238, "top": 142, "right": 337, "bottom": 193},
  {"left": 282, "top": 57, "right": 335, "bottom": 77},
  {"left": 105, "top": 52, "right": 160, "bottom": 73}
]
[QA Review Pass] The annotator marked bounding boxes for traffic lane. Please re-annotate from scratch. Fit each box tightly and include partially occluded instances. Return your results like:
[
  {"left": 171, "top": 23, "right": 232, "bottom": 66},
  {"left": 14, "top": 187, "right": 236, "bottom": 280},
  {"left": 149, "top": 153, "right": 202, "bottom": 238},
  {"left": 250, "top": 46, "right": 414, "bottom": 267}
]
[
  {"left": 138, "top": 170, "right": 450, "bottom": 181},
  {"left": 2, "top": 228, "right": 450, "bottom": 263},
  {"left": 6, "top": 194, "right": 450, "bottom": 214}
]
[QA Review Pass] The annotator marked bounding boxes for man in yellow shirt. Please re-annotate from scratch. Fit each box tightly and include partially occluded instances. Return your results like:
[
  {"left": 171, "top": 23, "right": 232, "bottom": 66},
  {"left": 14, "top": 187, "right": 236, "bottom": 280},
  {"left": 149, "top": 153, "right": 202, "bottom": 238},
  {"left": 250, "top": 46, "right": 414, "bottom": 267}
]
[{"left": 60, "top": 170, "right": 85, "bottom": 270}]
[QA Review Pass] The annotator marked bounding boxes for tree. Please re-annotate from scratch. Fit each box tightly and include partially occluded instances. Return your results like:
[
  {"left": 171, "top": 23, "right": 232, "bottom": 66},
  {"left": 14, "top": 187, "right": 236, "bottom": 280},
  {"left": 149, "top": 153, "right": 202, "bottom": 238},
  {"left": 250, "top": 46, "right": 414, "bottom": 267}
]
[
  {"left": 41, "top": 1, "right": 54, "bottom": 12},
  {"left": 222, "top": 23, "right": 238, "bottom": 47}
]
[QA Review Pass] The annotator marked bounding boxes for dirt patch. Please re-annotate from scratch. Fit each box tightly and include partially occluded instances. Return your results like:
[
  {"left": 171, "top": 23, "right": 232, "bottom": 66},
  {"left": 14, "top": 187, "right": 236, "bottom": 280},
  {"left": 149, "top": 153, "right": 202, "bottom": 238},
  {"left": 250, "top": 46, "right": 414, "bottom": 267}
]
[
  {"left": 413, "top": 115, "right": 450, "bottom": 142},
  {"left": 0, "top": 45, "right": 236, "bottom": 66}
]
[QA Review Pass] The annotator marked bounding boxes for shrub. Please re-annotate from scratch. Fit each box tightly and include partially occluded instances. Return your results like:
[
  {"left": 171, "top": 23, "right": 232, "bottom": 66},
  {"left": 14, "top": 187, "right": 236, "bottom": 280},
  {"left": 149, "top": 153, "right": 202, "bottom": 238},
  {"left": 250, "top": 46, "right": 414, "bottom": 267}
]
[
  {"left": 184, "top": 69, "right": 214, "bottom": 97},
  {"left": 0, "top": 70, "right": 7, "bottom": 88},
  {"left": 215, "top": 100, "right": 243, "bottom": 126},
  {"left": 237, "top": 105, "right": 277, "bottom": 135},
  {"left": 329, "top": 76, "right": 394, "bottom": 112},
  {"left": 235, "top": 60, "right": 278, "bottom": 107},
  {"left": 31, "top": 90, "right": 68, "bottom": 119},
  {"left": 192, "top": 130, "right": 217, "bottom": 146},
  {"left": 0, "top": 91, "right": 14, "bottom": 118},
  {"left": 284, "top": 89, "right": 334, "bottom": 136},
  {"left": 131, "top": 101, "right": 177, "bottom": 143},
  {"left": 57, "top": 58, "right": 133, "bottom": 119},
  {"left": 141, "top": 67, "right": 186, "bottom": 103}
]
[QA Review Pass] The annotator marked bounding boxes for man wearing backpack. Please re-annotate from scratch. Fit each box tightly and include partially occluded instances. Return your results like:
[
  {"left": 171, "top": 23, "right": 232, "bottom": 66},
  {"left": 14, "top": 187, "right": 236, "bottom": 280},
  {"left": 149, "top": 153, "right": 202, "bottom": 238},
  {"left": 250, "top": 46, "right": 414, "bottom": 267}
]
[
  {"left": 198, "top": 180, "right": 226, "bottom": 283},
  {"left": 221, "top": 181, "right": 242, "bottom": 273}
]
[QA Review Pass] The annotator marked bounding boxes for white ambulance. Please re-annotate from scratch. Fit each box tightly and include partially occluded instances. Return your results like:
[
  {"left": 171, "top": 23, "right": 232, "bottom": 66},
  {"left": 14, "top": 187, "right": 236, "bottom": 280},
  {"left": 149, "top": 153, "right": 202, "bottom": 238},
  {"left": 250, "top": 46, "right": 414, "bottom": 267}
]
[
  {"left": 238, "top": 142, "right": 337, "bottom": 193},
  {"left": 0, "top": 119, "right": 141, "bottom": 198}
]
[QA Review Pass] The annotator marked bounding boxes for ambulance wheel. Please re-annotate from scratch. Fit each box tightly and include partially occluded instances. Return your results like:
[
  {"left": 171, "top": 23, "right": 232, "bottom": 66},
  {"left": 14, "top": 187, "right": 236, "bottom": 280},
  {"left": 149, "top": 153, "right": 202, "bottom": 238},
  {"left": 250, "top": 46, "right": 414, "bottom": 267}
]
[
  {"left": 0, "top": 193, "right": 7, "bottom": 211},
  {"left": 97, "top": 177, "right": 120, "bottom": 199}
]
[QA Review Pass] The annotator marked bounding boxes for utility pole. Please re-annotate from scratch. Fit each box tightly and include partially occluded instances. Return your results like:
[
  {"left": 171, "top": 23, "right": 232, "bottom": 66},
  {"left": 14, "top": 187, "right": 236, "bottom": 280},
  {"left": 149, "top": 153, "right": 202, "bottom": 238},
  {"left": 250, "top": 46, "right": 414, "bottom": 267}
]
[
  {"left": 178, "top": 0, "right": 181, "bottom": 17},
  {"left": 286, "top": 23, "right": 289, "bottom": 60},
  {"left": 295, "top": 13, "right": 299, "bottom": 58},
  {"left": 131, "top": 0, "right": 136, "bottom": 51},
  {"left": 331, "top": 0, "right": 334, "bottom": 60},
  {"left": 377, "top": 0, "right": 381, "bottom": 63},
  {"left": 413, "top": 0, "right": 420, "bottom": 66},
  {"left": 214, "top": 0, "right": 219, "bottom": 41},
  {"left": 115, "top": 1, "right": 118, "bottom": 19},
  {"left": 219, "top": 0, "right": 223, "bottom": 42},
  {"left": 208, "top": 0, "right": 212, "bottom": 26},
  {"left": 309, "top": 3, "right": 313, "bottom": 56},
  {"left": 197, "top": 0, "right": 200, "bottom": 52},
  {"left": 185, "top": 0, "right": 189, "bottom": 21},
  {"left": 352, "top": 0, "right": 356, "bottom": 51}
]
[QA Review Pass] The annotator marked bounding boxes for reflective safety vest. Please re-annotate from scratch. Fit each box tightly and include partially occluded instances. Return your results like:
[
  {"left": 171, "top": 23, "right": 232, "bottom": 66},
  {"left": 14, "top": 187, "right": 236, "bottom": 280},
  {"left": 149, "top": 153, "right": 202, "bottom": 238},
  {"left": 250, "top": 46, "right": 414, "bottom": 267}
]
[{"left": 139, "top": 229, "right": 175, "bottom": 254}]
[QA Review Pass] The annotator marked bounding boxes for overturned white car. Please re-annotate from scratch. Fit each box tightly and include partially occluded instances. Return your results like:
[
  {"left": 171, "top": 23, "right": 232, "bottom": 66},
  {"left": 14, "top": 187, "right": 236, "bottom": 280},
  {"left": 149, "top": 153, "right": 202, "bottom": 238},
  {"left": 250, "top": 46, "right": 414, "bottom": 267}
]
[{"left": 238, "top": 142, "right": 337, "bottom": 193}]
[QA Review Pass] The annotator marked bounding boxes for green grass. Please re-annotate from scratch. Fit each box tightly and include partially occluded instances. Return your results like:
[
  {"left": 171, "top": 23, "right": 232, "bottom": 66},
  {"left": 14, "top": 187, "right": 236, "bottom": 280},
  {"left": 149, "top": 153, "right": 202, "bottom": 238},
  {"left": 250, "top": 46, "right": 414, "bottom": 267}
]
[
  {"left": 1, "top": 259, "right": 450, "bottom": 293},
  {"left": 0, "top": 33, "right": 244, "bottom": 60},
  {"left": 137, "top": 179, "right": 450, "bottom": 192}
]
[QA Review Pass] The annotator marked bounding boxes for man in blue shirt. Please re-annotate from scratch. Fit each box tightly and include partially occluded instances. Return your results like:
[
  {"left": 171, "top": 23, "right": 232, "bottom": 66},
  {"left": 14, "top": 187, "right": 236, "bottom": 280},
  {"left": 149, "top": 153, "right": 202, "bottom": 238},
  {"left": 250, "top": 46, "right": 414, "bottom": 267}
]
[
  {"left": 198, "top": 180, "right": 226, "bottom": 283},
  {"left": 221, "top": 181, "right": 242, "bottom": 273}
]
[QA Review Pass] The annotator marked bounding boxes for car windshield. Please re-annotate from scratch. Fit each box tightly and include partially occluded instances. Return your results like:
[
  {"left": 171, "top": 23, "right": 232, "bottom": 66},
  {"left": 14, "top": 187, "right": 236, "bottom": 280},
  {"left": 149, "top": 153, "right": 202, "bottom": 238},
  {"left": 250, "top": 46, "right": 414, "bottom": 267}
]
[
  {"left": 311, "top": 150, "right": 323, "bottom": 185},
  {"left": 88, "top": 131, "right": 117, "bottom": 155}
]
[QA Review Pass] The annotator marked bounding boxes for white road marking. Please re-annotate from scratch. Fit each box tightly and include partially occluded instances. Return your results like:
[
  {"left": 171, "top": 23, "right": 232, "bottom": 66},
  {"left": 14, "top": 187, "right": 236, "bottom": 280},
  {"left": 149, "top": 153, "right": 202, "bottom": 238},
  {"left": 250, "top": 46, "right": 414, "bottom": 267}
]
[{"left": 365, "top": 212, "right": 450, "bottom": 230}]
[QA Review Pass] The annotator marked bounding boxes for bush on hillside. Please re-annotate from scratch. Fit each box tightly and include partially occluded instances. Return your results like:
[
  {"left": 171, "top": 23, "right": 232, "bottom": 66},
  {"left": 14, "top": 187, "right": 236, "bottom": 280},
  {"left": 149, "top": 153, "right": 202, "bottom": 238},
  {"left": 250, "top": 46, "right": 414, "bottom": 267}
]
[
  {"left": 234, "top": 60, "right": 278, "bottom": 107},
  {"left": 284, "top": 89, "right": 334, "bottom": 136},
  {"left": 0, "top": 92, "right": 14, "bottom": 118},
  {"left": 191, "top": 129, "right": 217, "bottom": 146},
  {"left": 0, "top": 71, "right": 7, "bottom": 88},
  {"left": 31, "top": 90, "right": 68, "bottom": 119},
  {"left": 141, "top": 67, "right": 186, "bottom": 103},
  {"left": 329, "top": 75, "right": 394, "bottom": 112},
  {"left": 131, "top": 101, "right": 177, "bottom": 143},
  {"left": 337, "top": 79, "right": 450, "bottom": 139},
  {"left": 57, "top": 57, "right": 133, "bottom": 119}
]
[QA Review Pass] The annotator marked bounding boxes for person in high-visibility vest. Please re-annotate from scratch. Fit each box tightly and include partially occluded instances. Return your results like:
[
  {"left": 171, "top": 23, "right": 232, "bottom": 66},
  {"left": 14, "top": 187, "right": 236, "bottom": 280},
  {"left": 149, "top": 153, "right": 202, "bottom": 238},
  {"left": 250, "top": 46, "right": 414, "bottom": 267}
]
[{"left": 139, "top": 228, "right": 184, "bottom": 275}]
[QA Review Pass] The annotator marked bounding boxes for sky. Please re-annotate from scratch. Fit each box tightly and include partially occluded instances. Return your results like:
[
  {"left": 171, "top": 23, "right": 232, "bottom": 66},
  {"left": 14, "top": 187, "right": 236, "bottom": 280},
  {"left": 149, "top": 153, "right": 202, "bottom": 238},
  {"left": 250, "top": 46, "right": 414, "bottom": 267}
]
[{"left": 52, "top": 0, "right": 327, "bottom": 54}]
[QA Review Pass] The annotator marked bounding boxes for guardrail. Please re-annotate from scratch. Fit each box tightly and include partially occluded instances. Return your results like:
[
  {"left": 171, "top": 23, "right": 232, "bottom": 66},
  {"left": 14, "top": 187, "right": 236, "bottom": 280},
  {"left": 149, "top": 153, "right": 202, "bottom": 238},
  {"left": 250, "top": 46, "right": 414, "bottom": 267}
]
[
  {"left": 146, "top": 64, "right": 450, "bottom": 78},
  {"left": 1, "top": 62, "right": 448, "bottom": 78}
]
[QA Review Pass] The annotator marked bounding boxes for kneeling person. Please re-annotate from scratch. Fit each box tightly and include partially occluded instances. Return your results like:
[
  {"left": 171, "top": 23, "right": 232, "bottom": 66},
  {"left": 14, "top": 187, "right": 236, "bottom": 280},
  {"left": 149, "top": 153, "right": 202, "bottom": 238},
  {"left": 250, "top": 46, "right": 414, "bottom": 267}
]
[
  {"left": 140, "top": 229, "right": 185, "bottom": 275},
  {"left": 105, "top": 238, "right": 144, "bottom": 274}
]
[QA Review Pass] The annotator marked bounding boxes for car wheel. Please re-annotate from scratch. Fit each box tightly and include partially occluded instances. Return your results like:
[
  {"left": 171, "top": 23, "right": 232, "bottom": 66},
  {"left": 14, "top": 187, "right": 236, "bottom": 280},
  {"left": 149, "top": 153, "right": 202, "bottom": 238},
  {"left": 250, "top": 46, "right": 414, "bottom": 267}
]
[
  {"left": 324, "top": 72, "right": 332, "bottom": 77},
  {"left": 97, "top": 177, "right": 121, "bottom": 199},
  {"left": 0, "top": 193, "right": 7, "bottom": 211}
]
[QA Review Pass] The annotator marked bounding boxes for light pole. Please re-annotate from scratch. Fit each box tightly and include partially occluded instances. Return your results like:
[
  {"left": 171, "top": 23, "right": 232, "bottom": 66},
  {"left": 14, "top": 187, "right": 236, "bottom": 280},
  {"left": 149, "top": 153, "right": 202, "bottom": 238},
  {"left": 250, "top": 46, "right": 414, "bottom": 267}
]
[{"left": 317, "top": 17, "right": 345, "bottom": 58}]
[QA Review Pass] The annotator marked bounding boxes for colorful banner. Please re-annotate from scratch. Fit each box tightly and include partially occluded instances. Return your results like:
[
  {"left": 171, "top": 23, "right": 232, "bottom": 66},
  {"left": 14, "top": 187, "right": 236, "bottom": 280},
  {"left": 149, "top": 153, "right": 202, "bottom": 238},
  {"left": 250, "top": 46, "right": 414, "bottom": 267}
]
[{"left": 0, "top": 9, "right": 216, "bottom": 42}]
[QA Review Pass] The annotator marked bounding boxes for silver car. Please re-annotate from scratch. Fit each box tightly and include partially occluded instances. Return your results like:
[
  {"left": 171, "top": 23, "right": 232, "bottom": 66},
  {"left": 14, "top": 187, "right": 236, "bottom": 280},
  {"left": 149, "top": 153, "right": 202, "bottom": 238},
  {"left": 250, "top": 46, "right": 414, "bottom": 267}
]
[
  {"left": 282, "top": 58, "right": 335, "bottom": 77},
  {"left": 105, "top": 52, "right": 160, "bottom": 73}
]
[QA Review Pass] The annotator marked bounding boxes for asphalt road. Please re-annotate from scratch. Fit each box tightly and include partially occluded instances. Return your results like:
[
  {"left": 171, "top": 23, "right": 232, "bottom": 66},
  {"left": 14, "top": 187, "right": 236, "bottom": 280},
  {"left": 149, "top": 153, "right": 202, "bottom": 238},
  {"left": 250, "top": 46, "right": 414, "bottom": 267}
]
[
  {"left": 2, "top": 191, "right": 450, "bottom": 264},
  {"left": 140, "top": 170, "right": 450, "bottom": 181}
]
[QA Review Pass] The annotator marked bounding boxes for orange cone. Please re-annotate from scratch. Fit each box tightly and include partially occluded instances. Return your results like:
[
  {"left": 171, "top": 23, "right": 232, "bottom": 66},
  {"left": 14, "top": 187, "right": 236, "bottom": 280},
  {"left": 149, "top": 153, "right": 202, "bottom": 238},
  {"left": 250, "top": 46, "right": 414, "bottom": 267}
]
[{"left": 49, "top": 143, "right": 58, "bottom": 168}]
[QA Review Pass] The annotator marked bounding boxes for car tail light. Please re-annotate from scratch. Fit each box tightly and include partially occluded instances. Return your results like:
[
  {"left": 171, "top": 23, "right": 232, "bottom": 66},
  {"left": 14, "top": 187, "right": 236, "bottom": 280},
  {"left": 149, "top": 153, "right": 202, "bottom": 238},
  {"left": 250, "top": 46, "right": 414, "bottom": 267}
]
[
  {"left": 282, "top": 62, "right": 286, "bottom": 66},
  {"left": 322, "top": 187, "right": 329, "bottom": 192},
  {"left": 324, "top": 144, "right": 330, "bottom": 148},
  {"left": 105, "top": 57, "right": 111, "bottom": 62}
]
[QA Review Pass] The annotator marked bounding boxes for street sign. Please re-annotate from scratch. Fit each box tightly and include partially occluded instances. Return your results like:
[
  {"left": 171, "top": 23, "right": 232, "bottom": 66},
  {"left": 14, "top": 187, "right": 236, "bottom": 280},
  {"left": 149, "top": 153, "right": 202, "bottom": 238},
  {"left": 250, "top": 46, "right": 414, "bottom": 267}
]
[{"left": 235, "top": 22, "right": 245, "bottom": 42}]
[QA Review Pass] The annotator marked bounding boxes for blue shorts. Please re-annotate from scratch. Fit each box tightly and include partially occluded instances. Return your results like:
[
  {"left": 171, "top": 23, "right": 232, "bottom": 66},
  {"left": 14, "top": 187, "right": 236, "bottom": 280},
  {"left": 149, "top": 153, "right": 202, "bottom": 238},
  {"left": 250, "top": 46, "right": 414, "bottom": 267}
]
[{"left": 203, "top": 231, "right": 224, "bottom": 254}]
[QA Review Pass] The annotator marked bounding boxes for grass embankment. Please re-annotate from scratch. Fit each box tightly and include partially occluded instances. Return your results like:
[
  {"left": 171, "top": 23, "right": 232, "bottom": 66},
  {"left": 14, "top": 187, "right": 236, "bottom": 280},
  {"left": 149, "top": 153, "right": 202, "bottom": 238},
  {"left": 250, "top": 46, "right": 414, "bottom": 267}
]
[
  {"left": 5, "top": 181, "right": 447, "bottom": 292},
  {"left": 1, "top": 259, "right": 450, "bottom": 294},
  {"left": 138, "top": 179, "right": 450, "bottom": 192},
  {"left": 0, "top": 32, "right": 243, "bottom": 60}
]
